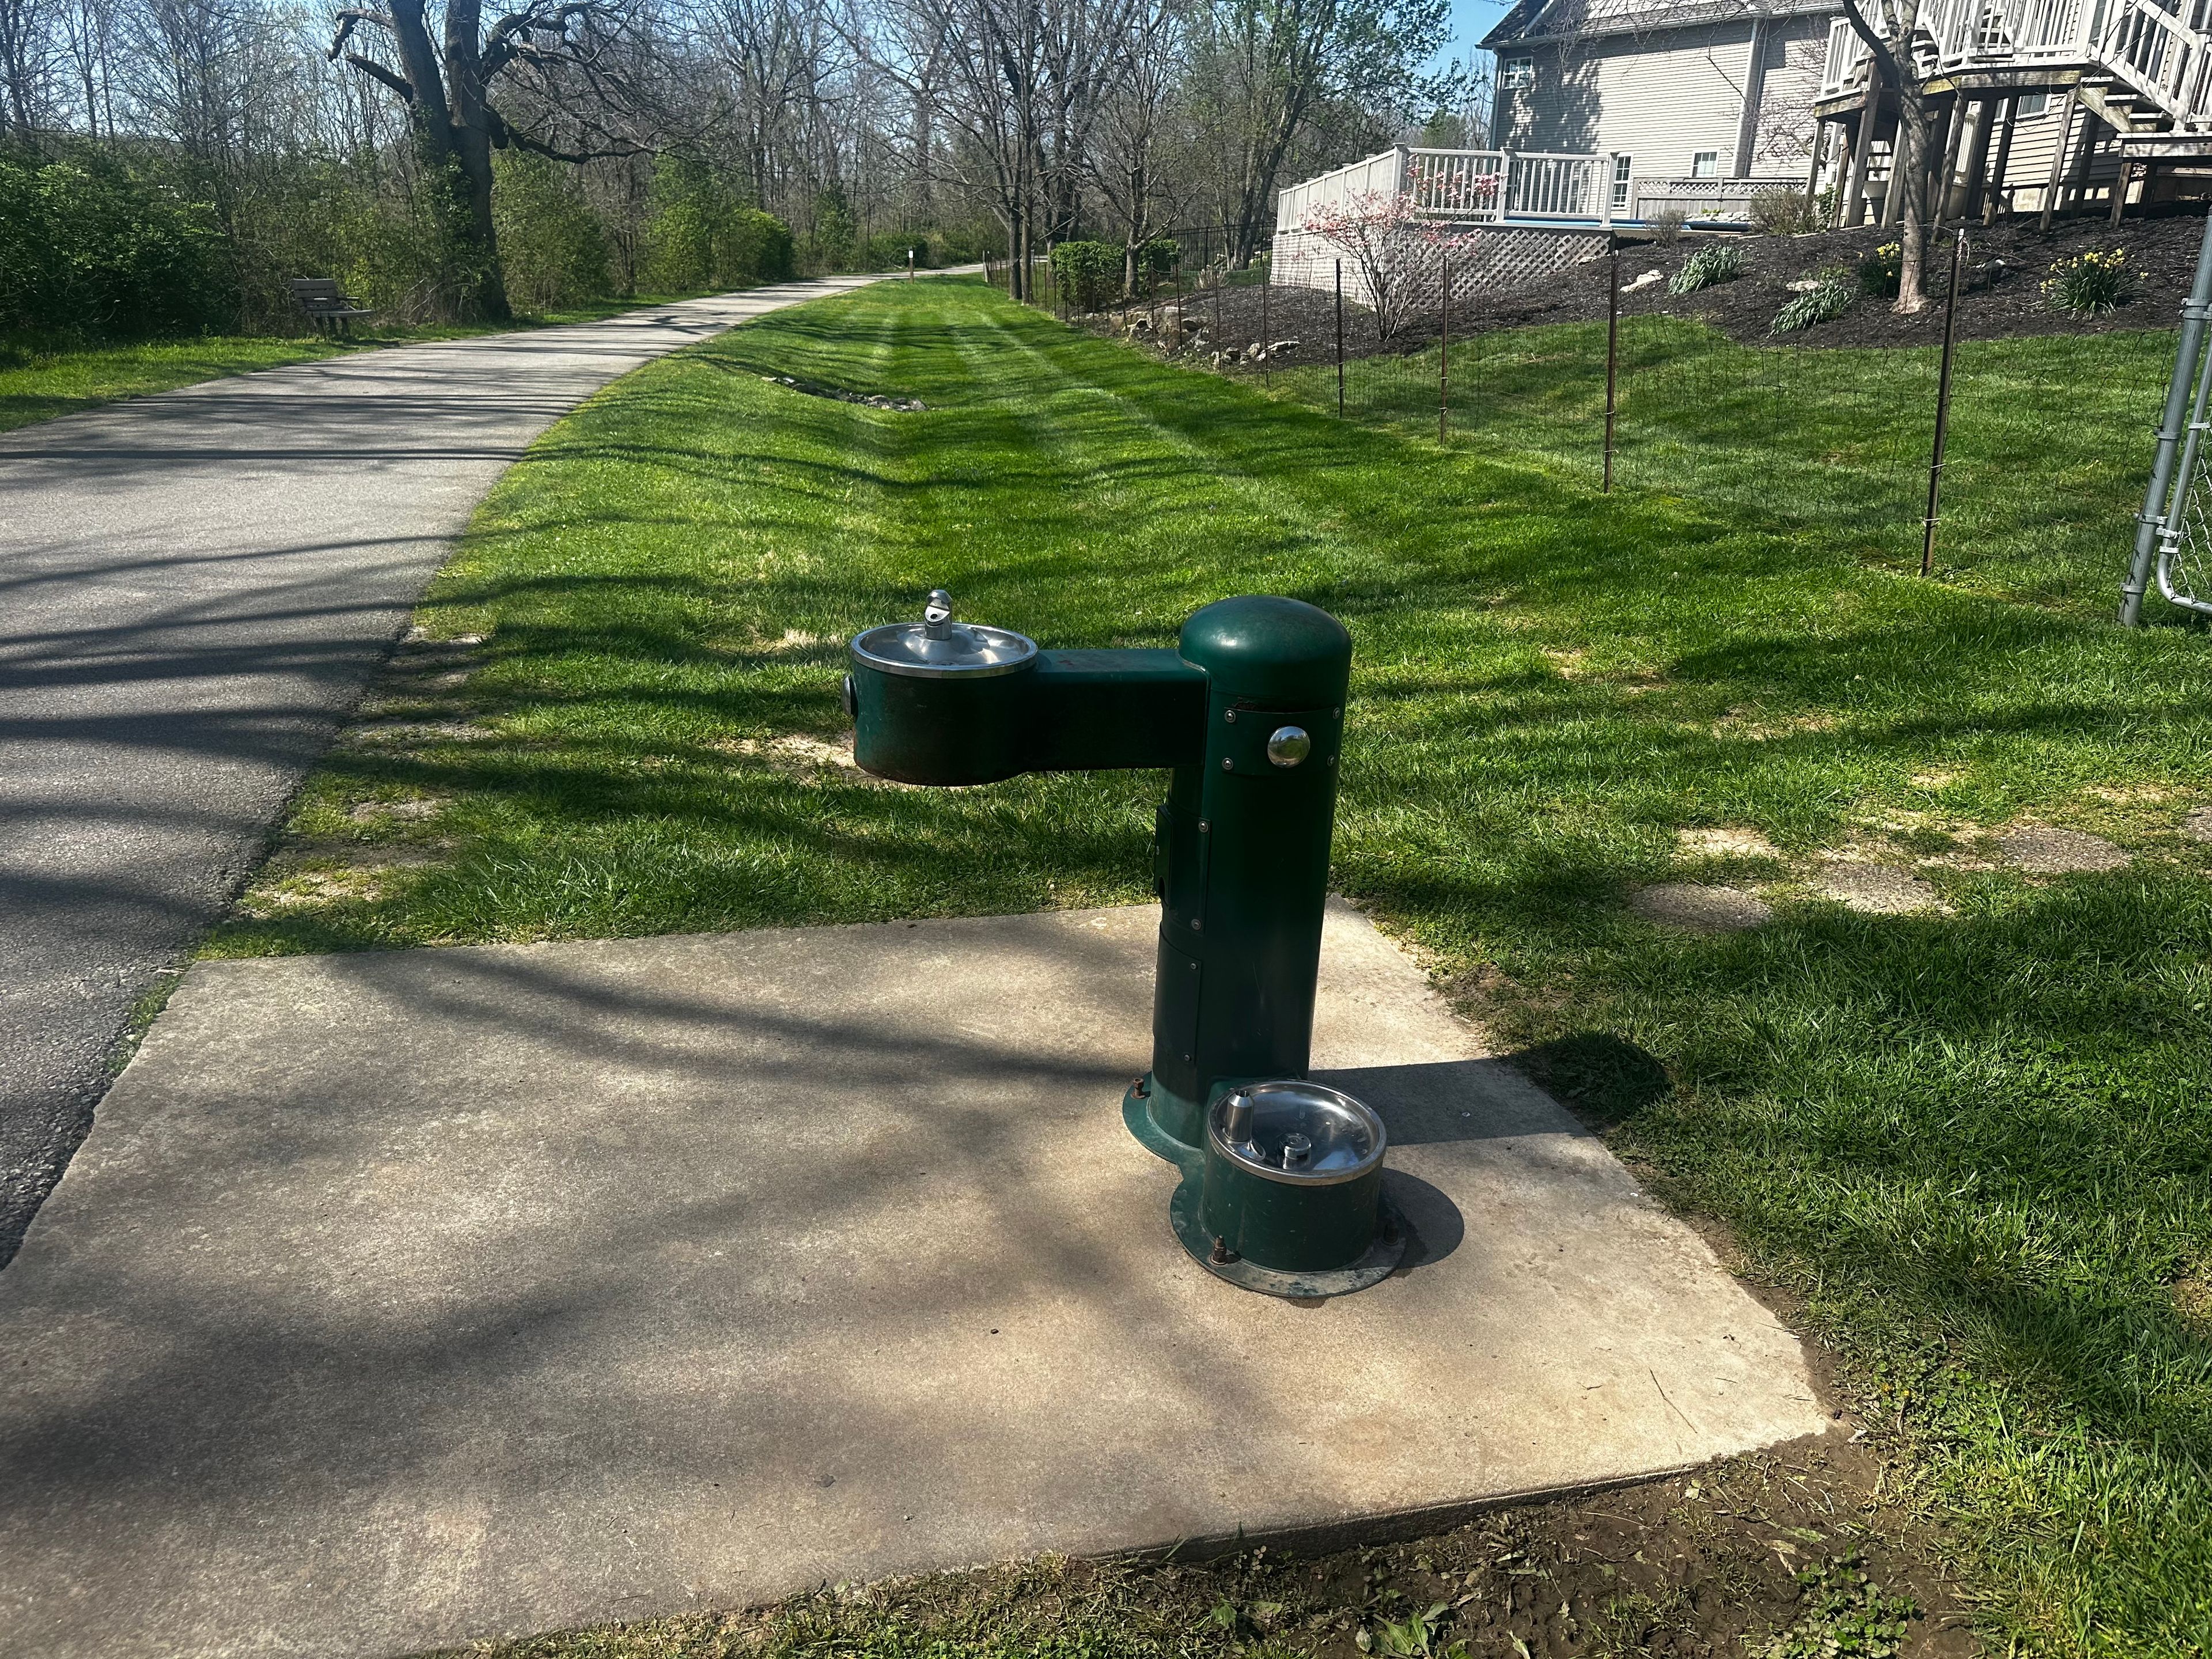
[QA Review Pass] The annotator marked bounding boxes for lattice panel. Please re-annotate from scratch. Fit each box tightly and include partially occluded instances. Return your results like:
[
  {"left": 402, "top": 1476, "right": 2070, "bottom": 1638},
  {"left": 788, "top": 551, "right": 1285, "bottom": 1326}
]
[
  {"left": 1440, "top": 228, "right": 1612, "bottom": 306},
  {"left": 1268, "top": 226, "right": 1611, "bottom": 313}
]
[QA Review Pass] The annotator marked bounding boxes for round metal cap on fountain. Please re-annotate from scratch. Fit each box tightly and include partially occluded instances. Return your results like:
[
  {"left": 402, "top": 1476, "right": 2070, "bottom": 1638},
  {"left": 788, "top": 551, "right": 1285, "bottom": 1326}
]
[{"left": 843, "top": 588, "right": 1403, "bottom": 1297}]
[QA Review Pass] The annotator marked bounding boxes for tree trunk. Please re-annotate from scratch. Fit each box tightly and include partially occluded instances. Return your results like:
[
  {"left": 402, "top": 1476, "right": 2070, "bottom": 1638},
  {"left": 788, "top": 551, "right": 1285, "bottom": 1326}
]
[
  {"left": 1895, "top": 86, "right": 1930, "bottom": 312},
  {"left": 1839, "top": 0, "right": 1931, "bottom": 313},
  {"left": 384, "top": 0, "right": 509, "bottom": 322}
]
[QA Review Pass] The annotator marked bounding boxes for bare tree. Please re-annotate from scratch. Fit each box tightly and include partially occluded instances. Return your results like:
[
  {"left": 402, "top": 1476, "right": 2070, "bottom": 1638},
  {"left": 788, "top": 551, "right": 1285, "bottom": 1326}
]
[
  {"left": 1184, "top": 0, "right": 1450, "bottom": 267},
  {"left": 713, "top": 0, "right": 826, "bottom": 204},
  {"left": 1085, "top": 0, "right": 1176, "bottom": 294},
  {"left": 54, "top": 0, "right": 116, "bottom": 135},
  {"left": 859, "top": 0, "right": 1044, "bottom": 290},
  {"left": 1, "top": 0, "right": 55, "bottom": 140},
  {"left": 327, "top": 0, "right": 654, "bottom": 316}
]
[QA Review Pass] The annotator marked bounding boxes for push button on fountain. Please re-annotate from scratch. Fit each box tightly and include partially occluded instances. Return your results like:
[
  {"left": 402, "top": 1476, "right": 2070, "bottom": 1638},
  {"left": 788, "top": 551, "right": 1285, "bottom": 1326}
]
[
  {"left": 850, "top": 588, "right": 1038, "bottom": 677},
  {"left": 1266, "top": 726, "right": 1310, "bottom": 767}
]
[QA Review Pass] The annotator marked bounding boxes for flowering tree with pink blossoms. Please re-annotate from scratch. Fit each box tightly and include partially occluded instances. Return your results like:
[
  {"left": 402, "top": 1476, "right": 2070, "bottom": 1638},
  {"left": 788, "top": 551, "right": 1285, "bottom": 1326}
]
[{"left": 1299, "top": 189, "right": 1488, "bottom": 341}]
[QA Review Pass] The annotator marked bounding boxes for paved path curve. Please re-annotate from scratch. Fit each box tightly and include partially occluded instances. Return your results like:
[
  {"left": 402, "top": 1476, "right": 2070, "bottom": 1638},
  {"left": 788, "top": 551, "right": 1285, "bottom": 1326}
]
[{"left": 0, "top": 277, "right": 882, "bottom": 1266}]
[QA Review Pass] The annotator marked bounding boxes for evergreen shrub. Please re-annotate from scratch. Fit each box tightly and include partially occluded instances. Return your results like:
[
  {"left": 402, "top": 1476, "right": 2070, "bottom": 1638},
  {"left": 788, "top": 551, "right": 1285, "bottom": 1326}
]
[{"left": 1048, "top": 240, "right": 1121, "bottom": 310}]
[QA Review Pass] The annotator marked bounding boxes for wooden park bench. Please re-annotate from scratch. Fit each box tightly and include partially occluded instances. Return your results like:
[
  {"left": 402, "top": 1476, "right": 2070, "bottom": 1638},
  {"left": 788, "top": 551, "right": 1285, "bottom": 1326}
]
[{"left": 287, "top": 278, "right": 377, "bottom": 335}]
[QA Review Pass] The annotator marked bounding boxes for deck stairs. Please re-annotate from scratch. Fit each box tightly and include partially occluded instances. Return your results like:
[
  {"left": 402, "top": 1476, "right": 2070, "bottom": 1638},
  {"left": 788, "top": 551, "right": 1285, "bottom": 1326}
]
[{"left": 1820, "top": 0, "right": 2212, "bottom": 154}]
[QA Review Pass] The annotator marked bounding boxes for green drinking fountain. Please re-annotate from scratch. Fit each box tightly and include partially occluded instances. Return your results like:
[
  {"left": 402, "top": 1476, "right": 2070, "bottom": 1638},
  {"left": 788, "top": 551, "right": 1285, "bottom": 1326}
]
[{"left": 843, "top": 589, "right": 1402, "bottom": 1296}]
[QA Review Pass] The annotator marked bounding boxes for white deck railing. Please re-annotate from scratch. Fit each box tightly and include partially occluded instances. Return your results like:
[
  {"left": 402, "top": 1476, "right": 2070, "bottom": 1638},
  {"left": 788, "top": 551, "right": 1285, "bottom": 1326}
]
[
  {"left": 1406, "top": 149, "right": 1509, "bottom": 218},
  {"left": 1508, "top": 151, "right": 1615, "bottom": 218},
  {"left": 1274, "top": 151, "right": 1415, "bottom": 232},
  {"left": 1276, "top": 146, "right": 1616, "bottom": 231},
  {"left": 1817, "top": 0, "right": 2212, "bottom": 128}
]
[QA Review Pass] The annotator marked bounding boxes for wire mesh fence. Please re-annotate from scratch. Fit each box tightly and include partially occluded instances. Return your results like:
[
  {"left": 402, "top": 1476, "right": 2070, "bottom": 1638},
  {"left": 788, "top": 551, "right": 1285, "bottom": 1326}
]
[{"left": 1003, "top": 229, "right": 2173, "bottom": 602}]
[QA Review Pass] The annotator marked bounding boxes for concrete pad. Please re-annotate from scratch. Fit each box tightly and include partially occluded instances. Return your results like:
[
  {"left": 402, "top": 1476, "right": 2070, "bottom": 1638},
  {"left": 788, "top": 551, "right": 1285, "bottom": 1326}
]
[{"left": 0, "top": 903, "right": 1824, "bottom": 1659}]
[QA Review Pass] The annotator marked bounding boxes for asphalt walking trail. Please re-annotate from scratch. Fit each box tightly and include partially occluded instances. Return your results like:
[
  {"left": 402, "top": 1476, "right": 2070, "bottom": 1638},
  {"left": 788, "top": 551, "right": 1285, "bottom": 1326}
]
[{"left": 0, "top": 276, "right": 881, "bottom": 1266}]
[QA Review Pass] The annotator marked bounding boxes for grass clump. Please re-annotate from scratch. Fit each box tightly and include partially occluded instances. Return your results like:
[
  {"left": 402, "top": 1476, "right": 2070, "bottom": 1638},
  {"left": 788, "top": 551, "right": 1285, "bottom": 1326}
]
[
  {"left": 1771, "top": 266, "right": 1858, "bottom": 334},
  {"left": 2044, "top": 247, "right": 2140, "bottom": 317},
  {"left": 1762, "top": 1558, "right": 1917, "bottom": 1658},
  {"left": 1668, "top": 240, "right": 1745, "bottom": 295}
]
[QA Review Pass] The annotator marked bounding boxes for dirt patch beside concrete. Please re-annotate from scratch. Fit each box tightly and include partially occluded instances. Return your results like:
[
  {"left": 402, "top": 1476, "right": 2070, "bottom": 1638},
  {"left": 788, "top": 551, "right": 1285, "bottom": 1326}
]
[{"left": 465, "top": 1432, "right": 1980, "bottom": 1658}]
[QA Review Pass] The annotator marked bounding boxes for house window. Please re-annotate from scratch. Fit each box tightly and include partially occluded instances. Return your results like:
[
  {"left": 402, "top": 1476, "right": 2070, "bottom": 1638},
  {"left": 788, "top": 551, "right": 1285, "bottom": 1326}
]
[
  {"left": 1502, "top": 57, "right": 1535, "bottom": 89},
  {"left": 2016, "top": 90, "right": 2051, "bottom": 118},
  {"left": 1612, "top": 153, "right": 1634, "bottom": 212},
  {"left": 1690, "top": 150, "right": 1721, "bottom": 180}
]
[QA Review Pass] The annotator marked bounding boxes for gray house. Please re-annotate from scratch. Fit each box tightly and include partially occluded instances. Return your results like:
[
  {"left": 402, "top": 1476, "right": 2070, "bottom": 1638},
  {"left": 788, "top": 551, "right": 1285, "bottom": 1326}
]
[
  {"left": 1482, "top": 0, "right": 2207, "bottom": 226},
  {"left": 1482, "top": 0, "right": 1832, "bottom": 221}
]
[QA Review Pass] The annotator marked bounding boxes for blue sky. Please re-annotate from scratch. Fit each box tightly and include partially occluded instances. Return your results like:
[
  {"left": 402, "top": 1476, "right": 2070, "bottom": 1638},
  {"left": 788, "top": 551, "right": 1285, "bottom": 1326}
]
[{"left": 1441, "top": 0, "right": 1514, "bottom": 67}]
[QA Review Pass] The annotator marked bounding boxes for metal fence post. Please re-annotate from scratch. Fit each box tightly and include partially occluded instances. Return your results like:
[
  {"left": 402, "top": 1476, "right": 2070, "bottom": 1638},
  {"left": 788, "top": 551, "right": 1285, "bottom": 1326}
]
[
  {"left": 1603, "top": 237, "right": 1620, "bottom": 493},
  {"left": 2123, "top": 207, "right": 2212, "bottom": 626},
  {"left": 1922, "top": 229, "right": 1967, "bottom": 576},
  {"left": 1335, "top": 259, "right": 1346, "bottom": 417},
  {"left": 1262, "top": 263, "right": 1271, "bottom": 389},
  {"left": 1440, "top": 247, "right": 1450, "bottom": 446},
  {"left": 1214, "top": 234, "right": 1224, "bottom": 358}
]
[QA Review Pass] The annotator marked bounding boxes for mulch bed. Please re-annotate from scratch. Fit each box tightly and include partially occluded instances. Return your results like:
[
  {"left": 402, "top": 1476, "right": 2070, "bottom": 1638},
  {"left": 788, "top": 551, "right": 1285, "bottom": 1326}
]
[{"left": 1079, "top": 211, "right": 2207, "bottom": 368}]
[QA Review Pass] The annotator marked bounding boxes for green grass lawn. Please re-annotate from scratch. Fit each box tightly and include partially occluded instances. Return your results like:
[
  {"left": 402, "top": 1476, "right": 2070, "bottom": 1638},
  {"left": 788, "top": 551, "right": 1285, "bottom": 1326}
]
[
  {"left": 214, "top": 275, "right": 2212, "bottom": 1654},
  {"left": 0, "top": 295, "right": 708, "bottom": 433},
  {"left": 1287, "top": 316, "right": 2178, "bottom": 609}
]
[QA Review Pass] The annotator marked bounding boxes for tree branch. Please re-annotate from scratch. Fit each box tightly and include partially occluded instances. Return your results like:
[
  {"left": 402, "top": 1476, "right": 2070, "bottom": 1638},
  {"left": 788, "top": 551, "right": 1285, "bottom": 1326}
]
[
  {"left": 342, "top": 51, "right": 418, "bottom": 103},
  {"left": 1838, "top": 0, "right": 1903, "bottom": 90},
  {"left": 486, "top": 105, "right": 644, "bottom": 161},
  {"left": 327, "top": 10, "right": 396, "bottom": 60}
]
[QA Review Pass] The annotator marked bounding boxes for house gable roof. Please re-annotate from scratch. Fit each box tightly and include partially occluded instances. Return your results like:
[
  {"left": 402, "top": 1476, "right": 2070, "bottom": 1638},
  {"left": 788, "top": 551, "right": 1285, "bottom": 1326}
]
[{"left": 1482, "top": 0, "right": 1835, "bottom": 49}]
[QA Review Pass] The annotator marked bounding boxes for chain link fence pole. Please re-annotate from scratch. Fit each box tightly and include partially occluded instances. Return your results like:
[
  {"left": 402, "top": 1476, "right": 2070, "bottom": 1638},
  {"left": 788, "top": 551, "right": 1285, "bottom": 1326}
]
[
  {"left": 1262, "top": 263, "right": 1271, "bottom": 389},
  {"left": 2124, "top": 207, "right": 2212, "bottom": 624}
]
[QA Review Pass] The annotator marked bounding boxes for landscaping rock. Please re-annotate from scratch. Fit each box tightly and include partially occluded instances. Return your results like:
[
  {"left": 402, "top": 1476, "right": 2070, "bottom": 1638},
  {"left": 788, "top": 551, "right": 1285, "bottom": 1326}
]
[
  {"left": 1812, "top": 862, "right": 1946, "bottom": 914},
  {"left": 1997, "top": 825, "right": 2129, "bottom": 873},
  {"left": 1631, "top": 882, "right": 1772, "bottom": 931},
  {"left": 2186, "top": 806, "right": 2212, "bottom": 843},
  {"left": 764, "top": 374, "right": 924, "bottom": 412}
]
